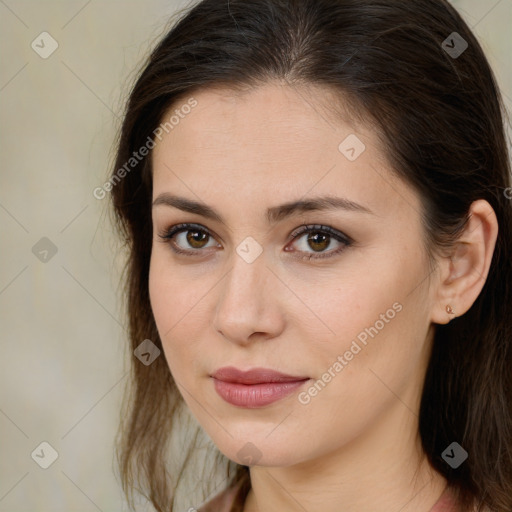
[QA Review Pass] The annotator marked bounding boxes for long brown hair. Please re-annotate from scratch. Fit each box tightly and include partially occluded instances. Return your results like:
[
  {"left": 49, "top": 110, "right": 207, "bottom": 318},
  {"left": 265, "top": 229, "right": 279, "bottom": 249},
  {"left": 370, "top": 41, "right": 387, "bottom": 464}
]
[{"left": 109, "top": 1, "right": 512, "bottom": 510}]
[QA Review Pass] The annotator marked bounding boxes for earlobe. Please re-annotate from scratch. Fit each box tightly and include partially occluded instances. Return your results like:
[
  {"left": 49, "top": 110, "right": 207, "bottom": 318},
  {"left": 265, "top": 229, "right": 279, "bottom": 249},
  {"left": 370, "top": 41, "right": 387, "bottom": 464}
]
[{"left": 431, "top": 199, "right": 498, "bottom": 325}]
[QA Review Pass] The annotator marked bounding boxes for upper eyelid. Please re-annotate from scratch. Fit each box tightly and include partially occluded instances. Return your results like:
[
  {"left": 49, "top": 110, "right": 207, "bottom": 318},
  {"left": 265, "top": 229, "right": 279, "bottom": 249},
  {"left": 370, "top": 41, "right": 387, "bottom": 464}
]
[{"left": 290, "top": 223, "right": 352, "bottom": 243}]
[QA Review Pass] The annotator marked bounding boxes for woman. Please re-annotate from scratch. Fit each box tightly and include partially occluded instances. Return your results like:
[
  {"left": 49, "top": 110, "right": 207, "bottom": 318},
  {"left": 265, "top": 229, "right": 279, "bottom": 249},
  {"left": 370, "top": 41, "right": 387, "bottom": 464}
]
[{"left": 110, "top": 0, "right": 512, "bottom": 511}]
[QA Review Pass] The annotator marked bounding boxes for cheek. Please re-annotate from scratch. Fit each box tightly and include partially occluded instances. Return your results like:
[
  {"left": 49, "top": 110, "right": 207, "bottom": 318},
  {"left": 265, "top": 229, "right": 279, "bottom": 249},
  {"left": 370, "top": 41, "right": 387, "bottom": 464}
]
[
  {"left": 300, "top": 288, "right": 400, "bottom": 386},
  {"left": 148, "top": 247, "right": 230, "bottom": 390},
  {"left": 149, "top": 251, "right": 202, "bottom": 332},
  {"left": 148, "top": 255, "right": 173, "bottom": 333},
  {"left": 291, "top": 263, "right": 397, "bottom": 345},
  {"left": 148, "top": 253, "right": 212, "bottom": 378},
  {"left": 297, "top": 247, "right": 430, "bottom": 384},
  {"left": 295, "top": 298, "right": 425, "bottom": 447}
]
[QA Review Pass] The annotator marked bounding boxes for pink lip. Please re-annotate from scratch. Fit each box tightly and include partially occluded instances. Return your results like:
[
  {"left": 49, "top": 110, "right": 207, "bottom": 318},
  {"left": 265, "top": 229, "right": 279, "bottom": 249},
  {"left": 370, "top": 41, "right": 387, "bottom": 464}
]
[{"left": 211, "top": 367, "right": 310, "bottom": 408}]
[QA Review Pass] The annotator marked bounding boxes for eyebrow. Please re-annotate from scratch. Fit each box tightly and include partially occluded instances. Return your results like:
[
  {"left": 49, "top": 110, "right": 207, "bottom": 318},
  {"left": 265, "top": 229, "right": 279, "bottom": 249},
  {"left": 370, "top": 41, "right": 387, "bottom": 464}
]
[{"left": 152, "top": 193, "right": 374, "bottom": 224}]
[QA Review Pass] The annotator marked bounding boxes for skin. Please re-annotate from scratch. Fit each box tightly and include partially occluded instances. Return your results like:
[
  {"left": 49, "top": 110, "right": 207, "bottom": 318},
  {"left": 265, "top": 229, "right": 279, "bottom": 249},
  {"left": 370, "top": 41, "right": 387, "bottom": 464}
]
[{"left": 148, "top": 82, "right": 498, "bottom": 512}]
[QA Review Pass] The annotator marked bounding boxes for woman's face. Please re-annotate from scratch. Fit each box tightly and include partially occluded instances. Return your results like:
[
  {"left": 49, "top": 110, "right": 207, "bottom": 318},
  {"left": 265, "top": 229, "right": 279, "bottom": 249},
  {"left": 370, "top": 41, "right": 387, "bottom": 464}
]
[{"left": 149, "top": 82, "right": 439, "bottom": 468}]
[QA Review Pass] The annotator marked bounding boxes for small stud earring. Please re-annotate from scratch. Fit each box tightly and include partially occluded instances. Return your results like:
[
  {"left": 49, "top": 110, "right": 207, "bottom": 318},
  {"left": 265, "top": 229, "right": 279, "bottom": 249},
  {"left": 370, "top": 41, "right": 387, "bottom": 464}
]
[{"left": 446, "top": 305, "right": 455, "bottom": 315}]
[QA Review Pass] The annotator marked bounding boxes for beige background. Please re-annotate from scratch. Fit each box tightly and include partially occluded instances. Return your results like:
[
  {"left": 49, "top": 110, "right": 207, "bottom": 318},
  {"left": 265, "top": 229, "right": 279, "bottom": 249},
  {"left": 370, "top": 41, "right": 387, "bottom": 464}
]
[{"left": 0, "top": 1, "right": 511, "bottom": 511}]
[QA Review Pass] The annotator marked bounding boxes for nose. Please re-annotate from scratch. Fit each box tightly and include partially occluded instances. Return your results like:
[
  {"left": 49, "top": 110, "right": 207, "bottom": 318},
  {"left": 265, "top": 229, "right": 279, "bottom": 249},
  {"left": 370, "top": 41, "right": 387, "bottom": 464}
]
[{"left": 213, "top": 248, "right": 285, "bottom": 346}]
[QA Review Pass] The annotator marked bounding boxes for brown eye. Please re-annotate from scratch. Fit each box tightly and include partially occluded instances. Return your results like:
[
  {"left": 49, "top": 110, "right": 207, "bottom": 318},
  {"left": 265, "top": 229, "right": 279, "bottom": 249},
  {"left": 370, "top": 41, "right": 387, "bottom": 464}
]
[
  {"left": 305, "top": 231, "right": 331, "bottom": 252},
  {"left": 185, "top": 229, "right": 210, "bottom": 249},
  {"left": 158, "top": 222, "right": 352, "bottom": 261},
  {"left": 158, "top": 223, "right": 220, "bottom": 256},
  {"left": 287, "top": 224, "right": 353, "bottom": 261}
]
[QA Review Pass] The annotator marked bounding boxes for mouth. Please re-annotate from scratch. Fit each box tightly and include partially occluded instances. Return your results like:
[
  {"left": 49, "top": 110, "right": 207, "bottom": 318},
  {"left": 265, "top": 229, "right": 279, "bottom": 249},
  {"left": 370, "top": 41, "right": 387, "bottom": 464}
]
[{"left": 210, "top": 366, "right": 310, "bottom": 408}]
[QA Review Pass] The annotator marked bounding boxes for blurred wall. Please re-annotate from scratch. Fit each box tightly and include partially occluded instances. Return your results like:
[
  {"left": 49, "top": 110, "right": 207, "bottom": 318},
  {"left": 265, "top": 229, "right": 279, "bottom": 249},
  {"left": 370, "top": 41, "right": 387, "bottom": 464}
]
[{"left": 0, "top": 1, "right": 510, "bottom": 511}]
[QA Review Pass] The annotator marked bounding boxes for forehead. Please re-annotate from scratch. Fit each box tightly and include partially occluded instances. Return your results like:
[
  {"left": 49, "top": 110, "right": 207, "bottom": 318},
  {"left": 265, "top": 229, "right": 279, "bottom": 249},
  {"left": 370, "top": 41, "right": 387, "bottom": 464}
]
[
  {"left": 154, "top": 82, "right": 368, "bottom": 155},
  {"left": 153, "top": 83, "right": 372, "bottom": 175}
]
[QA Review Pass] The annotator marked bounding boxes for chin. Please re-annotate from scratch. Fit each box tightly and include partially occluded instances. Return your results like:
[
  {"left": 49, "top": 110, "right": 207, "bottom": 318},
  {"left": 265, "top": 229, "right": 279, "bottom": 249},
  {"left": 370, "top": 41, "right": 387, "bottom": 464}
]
[{"left": 210, "top": 433, "right": 307, "bottom": 468}]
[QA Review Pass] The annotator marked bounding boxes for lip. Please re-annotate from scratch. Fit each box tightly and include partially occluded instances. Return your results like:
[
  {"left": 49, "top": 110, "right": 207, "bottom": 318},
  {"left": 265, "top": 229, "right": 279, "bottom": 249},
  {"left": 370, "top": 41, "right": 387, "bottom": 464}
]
[{"left": 211, "top": 366, "right": 310, "bottom": 408}]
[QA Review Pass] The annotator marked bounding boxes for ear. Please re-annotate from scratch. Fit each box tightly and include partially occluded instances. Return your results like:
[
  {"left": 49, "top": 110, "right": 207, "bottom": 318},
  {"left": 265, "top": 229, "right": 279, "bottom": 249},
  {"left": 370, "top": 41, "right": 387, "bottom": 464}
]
[{"left": 431, "top": 199, "right": 498, "bottom": 325}]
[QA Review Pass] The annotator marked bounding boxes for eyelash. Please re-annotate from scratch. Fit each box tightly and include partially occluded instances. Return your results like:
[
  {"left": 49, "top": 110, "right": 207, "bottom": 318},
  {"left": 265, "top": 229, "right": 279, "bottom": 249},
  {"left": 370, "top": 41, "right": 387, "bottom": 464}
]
[{"left": 157, "top": 222, "right": 353, "bottom": 261}]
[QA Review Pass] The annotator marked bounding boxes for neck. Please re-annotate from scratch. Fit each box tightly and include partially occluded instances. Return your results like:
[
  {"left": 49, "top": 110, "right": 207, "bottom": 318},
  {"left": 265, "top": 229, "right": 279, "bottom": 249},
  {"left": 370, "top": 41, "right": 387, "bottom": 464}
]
[{"left": 243, "top": 397, "right": 447, "bottom": 512}]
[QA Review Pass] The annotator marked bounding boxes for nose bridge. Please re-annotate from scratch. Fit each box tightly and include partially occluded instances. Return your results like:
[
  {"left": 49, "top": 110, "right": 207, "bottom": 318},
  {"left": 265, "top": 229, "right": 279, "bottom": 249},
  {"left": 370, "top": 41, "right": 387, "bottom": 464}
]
[
  {"left": 213, "top": 240, "right": 282, "bottom": 342},
  {"left": 222, "top": 243, "right": 268, "bottom": 313}
]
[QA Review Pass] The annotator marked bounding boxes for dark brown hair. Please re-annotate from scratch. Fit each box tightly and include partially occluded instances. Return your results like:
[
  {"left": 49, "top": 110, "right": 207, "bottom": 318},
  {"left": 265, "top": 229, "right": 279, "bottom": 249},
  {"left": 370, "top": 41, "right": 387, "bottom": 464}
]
[{"left": 110, "top": 0, "right": 512, "bottom": 510}]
